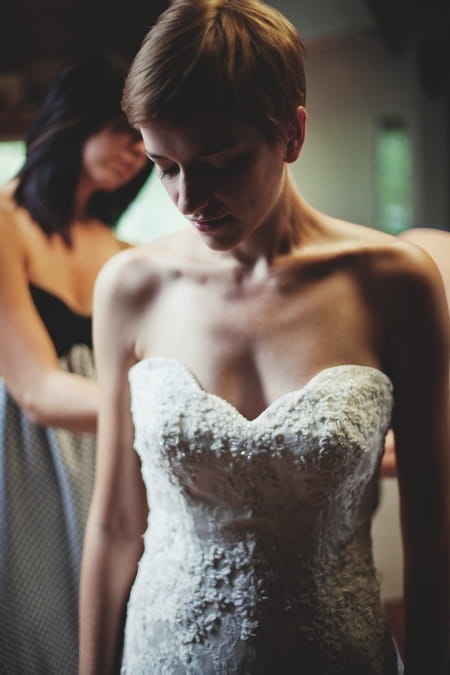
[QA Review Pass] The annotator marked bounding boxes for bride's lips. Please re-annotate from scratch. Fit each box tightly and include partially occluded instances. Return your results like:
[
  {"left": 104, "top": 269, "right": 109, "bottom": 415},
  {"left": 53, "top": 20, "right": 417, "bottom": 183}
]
[{"left": 192, "top": 215, "right": 230, "bottom": 233}]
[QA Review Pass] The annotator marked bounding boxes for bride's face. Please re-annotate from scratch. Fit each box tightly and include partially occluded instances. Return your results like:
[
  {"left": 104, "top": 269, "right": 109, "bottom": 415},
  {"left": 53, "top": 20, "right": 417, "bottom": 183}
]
[{"left": 140, "top": 114, "right": 289, "bottom": 251}]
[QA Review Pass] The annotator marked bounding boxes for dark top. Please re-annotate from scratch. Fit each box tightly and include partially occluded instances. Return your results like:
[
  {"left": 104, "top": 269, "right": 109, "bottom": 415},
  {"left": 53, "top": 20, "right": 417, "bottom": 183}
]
[{"left": 29, "top": 283, "right": 93, "bottom": 357}]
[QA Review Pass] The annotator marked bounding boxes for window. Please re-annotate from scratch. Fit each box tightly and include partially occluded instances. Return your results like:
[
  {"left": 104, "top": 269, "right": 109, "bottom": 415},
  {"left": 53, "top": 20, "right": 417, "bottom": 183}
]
[
  {"left": 0, "top": 140, "right": 25, "bottom": 183},
  {"left": 116, "top": 169, "right": 188, "bottom": 244},
  {"left": 374, "top": 116, "right": 413, "bottom": 235}
]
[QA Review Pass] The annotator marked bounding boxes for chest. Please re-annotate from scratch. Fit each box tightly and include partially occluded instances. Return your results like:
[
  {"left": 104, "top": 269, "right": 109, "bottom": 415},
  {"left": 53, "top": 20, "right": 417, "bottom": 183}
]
[{"left": 142, "top": 269, "right": 383, "bottom": 380}]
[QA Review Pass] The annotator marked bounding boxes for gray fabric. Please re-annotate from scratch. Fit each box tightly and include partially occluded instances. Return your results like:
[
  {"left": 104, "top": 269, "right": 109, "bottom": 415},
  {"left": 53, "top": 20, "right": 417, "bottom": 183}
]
[{"left": 0, "top": 345, "right": 96, "bottom": 675}]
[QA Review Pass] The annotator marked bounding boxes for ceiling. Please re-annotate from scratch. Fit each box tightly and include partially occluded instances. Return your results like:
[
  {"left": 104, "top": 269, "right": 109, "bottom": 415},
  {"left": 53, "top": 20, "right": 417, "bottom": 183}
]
[
  {"left": 0, "top": 0, "right": 379, "bottom": 71},
  {"left": 269, "top": 0, "right": 376, "bottom": 42},
  {"left": 0, "top": 0, "right": 448, "bottom": 105},
  {"left": 0, "top": 0, "right": 169, "bottom": 70}
]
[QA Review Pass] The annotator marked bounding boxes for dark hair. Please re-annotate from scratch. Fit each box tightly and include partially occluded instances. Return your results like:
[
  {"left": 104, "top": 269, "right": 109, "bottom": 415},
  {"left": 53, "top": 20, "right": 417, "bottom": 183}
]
[
  {"left": 122, "top": 0, "right": 306, "bottom": 142},
  {"left": 14, "top": 53, "right": 152, "bottom": 245}
]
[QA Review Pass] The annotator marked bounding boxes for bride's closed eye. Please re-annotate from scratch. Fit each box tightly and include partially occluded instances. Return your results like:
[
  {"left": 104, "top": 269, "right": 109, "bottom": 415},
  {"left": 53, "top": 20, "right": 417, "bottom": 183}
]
[{"left": 158, "top": 165, "right": 180, "bottom": 179}]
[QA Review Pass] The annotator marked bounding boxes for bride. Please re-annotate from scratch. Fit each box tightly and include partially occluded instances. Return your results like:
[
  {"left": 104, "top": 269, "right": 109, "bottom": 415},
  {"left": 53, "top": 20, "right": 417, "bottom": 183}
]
[{"left": 79, "top": 1, "right": 450, "bottom": 673}]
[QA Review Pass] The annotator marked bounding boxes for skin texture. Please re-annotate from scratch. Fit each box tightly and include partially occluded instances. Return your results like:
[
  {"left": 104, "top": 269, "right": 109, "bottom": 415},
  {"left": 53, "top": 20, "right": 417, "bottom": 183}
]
[
  {"left": 381, "top": 227, "right": 450, "bottom": 477},
  {"left": 79, "top": 110, "right": 450, "bottom": 674},
  {"left": 0, "top": 127, "right": 147, "bottom": 432}
]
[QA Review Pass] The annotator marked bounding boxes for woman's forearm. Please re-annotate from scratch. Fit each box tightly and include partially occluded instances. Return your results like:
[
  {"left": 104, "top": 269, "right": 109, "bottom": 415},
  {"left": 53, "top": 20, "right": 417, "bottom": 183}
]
[{"left": 15, "top": 369, "right": 98, "bottom": 433}]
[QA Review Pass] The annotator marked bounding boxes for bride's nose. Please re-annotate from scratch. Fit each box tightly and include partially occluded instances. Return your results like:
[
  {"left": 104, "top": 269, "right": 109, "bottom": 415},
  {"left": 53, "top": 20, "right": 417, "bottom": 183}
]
[{"left": 177, "top": 169, "right": 209, "bottom": 216}]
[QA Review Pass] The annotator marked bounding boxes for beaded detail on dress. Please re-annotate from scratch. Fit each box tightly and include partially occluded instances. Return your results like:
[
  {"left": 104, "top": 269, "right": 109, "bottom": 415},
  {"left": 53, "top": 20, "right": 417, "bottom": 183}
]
[{"left": 122, "top": 357, "right": 401, "bottom": 675}]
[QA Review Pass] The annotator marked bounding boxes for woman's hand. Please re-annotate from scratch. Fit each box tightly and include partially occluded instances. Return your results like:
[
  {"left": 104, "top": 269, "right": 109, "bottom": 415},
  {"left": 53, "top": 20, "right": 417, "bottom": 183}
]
[{"left": 381, "top": 429, "right": 397, "bottom": 478}]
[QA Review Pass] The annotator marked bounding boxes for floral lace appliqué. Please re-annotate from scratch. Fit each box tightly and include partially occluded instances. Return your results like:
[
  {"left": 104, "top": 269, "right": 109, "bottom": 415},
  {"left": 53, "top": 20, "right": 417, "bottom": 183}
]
[{"left": 121, "top": 358, "right": 402, "bottom": 675}]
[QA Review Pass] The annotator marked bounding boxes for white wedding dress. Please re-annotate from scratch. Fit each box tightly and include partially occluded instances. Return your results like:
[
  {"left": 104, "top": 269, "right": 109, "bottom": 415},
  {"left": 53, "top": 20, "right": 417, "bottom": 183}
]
[{"left": 122, "top": 357, "right": 403, "bottom": 675}]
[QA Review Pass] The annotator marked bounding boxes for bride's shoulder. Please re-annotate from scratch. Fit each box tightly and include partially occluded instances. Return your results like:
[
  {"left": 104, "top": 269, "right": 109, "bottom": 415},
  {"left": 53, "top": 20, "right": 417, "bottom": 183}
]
[
  {"left": 98, "top": 230, "right": 188, "bottom": 284},
  {"left": 322, "top": 215, "right": 440, "bottom": 281},
  {"left": 94, "top": 228, "right": 194, "bottom": 314}
]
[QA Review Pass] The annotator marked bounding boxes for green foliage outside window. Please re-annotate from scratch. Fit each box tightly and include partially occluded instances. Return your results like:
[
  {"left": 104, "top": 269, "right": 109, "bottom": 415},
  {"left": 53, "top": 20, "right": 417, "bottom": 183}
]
[{"left": 375, "top": 117, "right": 413, "bottom": 234}]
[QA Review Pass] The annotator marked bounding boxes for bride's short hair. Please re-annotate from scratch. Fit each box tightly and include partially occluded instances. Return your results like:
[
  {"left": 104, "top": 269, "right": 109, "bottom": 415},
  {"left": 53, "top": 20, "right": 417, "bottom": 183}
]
[{"left": 122, "top": 0, "right": 306, "bottom": 141}]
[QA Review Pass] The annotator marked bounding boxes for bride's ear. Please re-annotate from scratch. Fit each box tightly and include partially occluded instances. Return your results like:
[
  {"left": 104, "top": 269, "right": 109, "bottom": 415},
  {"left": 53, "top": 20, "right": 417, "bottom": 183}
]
[{"left": 284, "top": 106, "right": 307, "bottom": 163}]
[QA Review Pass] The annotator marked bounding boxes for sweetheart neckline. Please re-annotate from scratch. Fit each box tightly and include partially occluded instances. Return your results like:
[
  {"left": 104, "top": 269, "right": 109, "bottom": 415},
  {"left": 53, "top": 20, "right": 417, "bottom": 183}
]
[{"left": 129, "top": 357, "right": 393, "bottom": 424}]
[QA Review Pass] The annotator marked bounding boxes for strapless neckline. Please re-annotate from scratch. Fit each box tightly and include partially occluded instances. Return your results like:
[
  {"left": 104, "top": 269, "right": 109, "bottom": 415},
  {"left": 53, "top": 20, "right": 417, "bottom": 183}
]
[
  {"left": 124, "top": 355, "right": 400, "bottom": 673},
  {"left": 129, "top": 356, "right": 393, "bottom": 423}
]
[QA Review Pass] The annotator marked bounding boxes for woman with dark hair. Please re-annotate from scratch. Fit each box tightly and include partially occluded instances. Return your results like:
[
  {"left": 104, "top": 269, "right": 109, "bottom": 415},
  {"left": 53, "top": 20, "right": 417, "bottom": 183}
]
[
  {"left": 0, "top": 53, "right": 151, "bottom": 674},
  {"left": 79, "top": 2, "right": 449, "bottom": 674}
]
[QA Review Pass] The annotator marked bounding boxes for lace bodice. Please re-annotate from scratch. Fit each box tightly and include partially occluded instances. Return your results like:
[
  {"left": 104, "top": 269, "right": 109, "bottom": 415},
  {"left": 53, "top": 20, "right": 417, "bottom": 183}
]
[{"left": 122, "top": 357, "right": 401, "bottom": 674}]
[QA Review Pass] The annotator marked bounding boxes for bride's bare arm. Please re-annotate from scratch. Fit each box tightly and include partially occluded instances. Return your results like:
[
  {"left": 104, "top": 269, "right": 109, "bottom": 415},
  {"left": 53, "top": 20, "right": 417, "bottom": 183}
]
[
  {"left": 79, "top": 251, "right": 150, "bottom": 674},
  {"left": 380, "top": 244, "right": 450, "bottom": 674}
]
